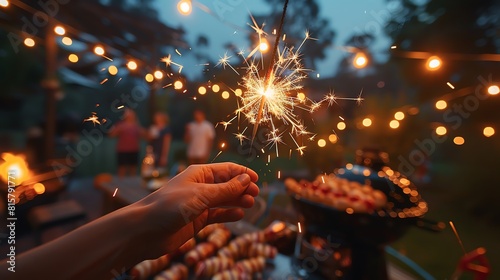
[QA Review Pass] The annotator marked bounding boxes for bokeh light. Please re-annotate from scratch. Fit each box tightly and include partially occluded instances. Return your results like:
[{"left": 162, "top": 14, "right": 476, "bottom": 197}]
[
  {"left": 389, "top": 120, "right": 400, "bottom": 129},
  {"left": 394, "top": 111, "right": 405, "bottom": 120},
  {"left": 483, "top": 126, "right": 495, "bottom": 137},
  {"left": 435, "top": 126, "right": 447, "bottom": 136},
  {"left": 435, "top": 100, "right": 447, "bottom": 110}
]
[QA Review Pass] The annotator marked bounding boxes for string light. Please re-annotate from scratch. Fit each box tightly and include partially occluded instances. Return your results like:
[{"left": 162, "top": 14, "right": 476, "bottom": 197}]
[
  {"left": 212, "top": 84, "right": 220, "bottom": 93},
  {"left": 453, "top": 136, "right": 465, "bottom": 146},
  {"left": 222, "top": 91, "right": 230, "bottom": 99},
  {"left": 54, "top": 25, "right": 66, "bottom": 35},
  {"left": 174, "top": 80, "right": 183, "bottom": 90},
  {"left": 353, "top": 52, "right": 368, "bottom": 68},
  {"left": 153, "top": 70, "right": 163, "bottom": 79},
  {"left": 435, "top": 100, "right": 447, "bottom": 110},
  {"left": 426, "top": 56, "right": 442, "bottom": 70},
  {"left": 328, "top": 134, "right": 338, "bottom": 143},
  {"left": 0, "top": 0, "right": 9, "bottom": 8},
  {"left": 94, "top": 46, "right": 105, "bottom": 56},
  {"left": 362, "top": 117, "right": 372, "bottom": 127},
  {"left": 234, "top": 88, "right": 243, "bottom": 97},
  {"left": 487, "top": 85, "right": 499, "bottom": 95},
  {"left": 394, "top": 111, "right": 405, "bottom": 120},
  {"left": 317, "top": 139, "right": 326, "bottom": 147},
  {"left": 337, "top": 121, "right": 346, "bottom": 131},
  {"left": 483, "top": 127, "right": 495, "bottom": 137},
  {"left": 177, "top": 0, "right": 192, "bottom": 15},
  {"left": 24, "top": 38, "right": 35, "bottom": 47},
  {"left": 198, "top": 86, "right": 207, "bottom": 95},
  {"left": 108, "top": 65, "right": 118, "bottom": 75},
  {"left": 389, "top": 120, "right": 400, "bottom": 129},
  {"left": 61, "top": 36, "right": 72, "bottom": 46},
  {"left": 145, "top": 73, "right": 154, "bottom": 83},
  {"left": 68, "top": 54, "right": 79, "bottom": 63},
  {"left": 435, "top": 126, "right": 447, "bottom": 136},
  {"left": 126, "top": 60, "right": 137, "bottom": 70}
]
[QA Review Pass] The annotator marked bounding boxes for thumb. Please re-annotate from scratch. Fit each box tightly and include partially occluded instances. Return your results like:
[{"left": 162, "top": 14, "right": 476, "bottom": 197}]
[{"left": 202, "top": 174, "right": 252, "bottom": 208}]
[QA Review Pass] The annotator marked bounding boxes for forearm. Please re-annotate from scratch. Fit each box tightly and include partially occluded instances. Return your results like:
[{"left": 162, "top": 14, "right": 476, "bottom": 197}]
[{"left": 1, "top": 204, "right": 149, "bottom": 280}]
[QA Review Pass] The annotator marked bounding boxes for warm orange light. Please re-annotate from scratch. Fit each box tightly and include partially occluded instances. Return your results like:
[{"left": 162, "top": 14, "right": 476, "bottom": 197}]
[
  {"left": 353, "top": 52, "right": 368, "bottom": 68},
  {"left": 362, "top": 117, "right": 372, "bottom": 127},
  {"left": 435, "top": 126, "right": 447, "bottom": 136},
  {"left": 33, "top": 183, "right": 45, "bottom": 194},
  {"left": 212, "top": 84, "right": 220, "bottom": 93},
  {"left": 198, "top": 86, "right": 207, "bottom": 95},
  {"left": 54, "top": 25, "right": 66, "bottom": 36},
  {"left": 328, "top": 134, "right": 338, "bottom": 144},
  {"left": 222, "top": 91, "right": 230, "bottom": 99},
  {"left": 483, "top": 126, "right": 495, "bottom": 137},
  {"left": 426, "top": 56, "right": 442, "bottom": 70},
  {"left": 337, "top": 121, "right": 346, "bottom": 130},
  {"left": 389, "top": 120, "right": 400, "bottom": 129},
  {"left": 94, "top": 46, "right": 105, "bottom": 56},
  {"left": 297, "top": 92, "right": 306, "bottom": 101},
  {"left": 0, "top": 153, "right": 33, "bottom": 186},
  {"left": 0, "top": 0, "right": 9, "bottom": 8},
  {"left": 174, "top": 80, "right": 183, "bottom": 90},
  {"left": 394, "top": 111, "right": 405, "bottom": 120},
  {"left": 126, "top": 60, "right": 137, "bottom": 70},
  {"left": 453, "top": 136, "right": 465, "bottom": 146},
  {"left": 259, "top": 39, "right": 269, "bottom": 52},
  {"left": 488, "top": 85, "right": 499, "bottom": 95},
  {"left": 154, "top": 70, "right": 163, "bottom": 79},
  {"left": 317, "top": 139, "right": 326, "bottom": 148},
  {"left": 61, "top": 37, "right": 72, "bottom": 46},
  {"left": 435, "top": 100, "right": 447, "bottom": 110},
  {"left": 108, "top": 65, "right": 118, "bottom": 75},
  {"left": 68, "top": 54, "right": 79, "bottom": 63},
  {"left": 234, "top": 88, "right": 243, "bottom": 97},
  {"left": 177, "top": 0, "right": 192, "bottom": 15},
  {"left": 24, "top": 38, "right": 35, "bottom": 47},
  {"left": 145, "top": 73, "right": 154, "bottom": 83}
]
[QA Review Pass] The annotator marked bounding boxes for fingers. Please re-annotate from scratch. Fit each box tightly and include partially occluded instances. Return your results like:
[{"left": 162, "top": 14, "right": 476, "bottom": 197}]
[
  {"left": 206, "top": 208, "right": 245, "bottom": 224},
  {"left": 199, "top": 163, "right": 258, "bottom": 184},
  {"left": 198, "top": 174, "right": 258, "bottom": 208}
]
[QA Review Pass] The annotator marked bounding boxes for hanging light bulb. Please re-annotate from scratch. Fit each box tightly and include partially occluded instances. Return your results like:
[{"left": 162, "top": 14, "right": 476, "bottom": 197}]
[{"left": 177, "top": 0, "right": 192, "bottom": 15}]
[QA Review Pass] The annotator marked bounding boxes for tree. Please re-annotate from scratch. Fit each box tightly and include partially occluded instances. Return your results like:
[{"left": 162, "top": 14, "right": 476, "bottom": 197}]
[{"left": 250, "top": 0, "right": 335, "bottom": 70}]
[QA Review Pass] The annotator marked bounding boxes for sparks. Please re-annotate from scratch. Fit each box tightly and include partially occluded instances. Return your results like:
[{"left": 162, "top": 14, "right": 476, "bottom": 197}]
[
  {"left": 216, "top": 52, "right": 239, "bottom": 75},
  {"left": 100, "top": 78, "right": 108, "bottom": 84},
  {"left": 117, "top": 105, "right": 124, "bottom": 110},
  {"left": 84, "top": 114, "right": 101, "bottom": 126},
  {"left": 112, "top": 188, "right": 118, "bottom": 197},
  {"left": 233, "top": 127, "right": 248, "bottom": 145},
  {"left": 161, "top": 54, "right": 184, "bottom": 73}
]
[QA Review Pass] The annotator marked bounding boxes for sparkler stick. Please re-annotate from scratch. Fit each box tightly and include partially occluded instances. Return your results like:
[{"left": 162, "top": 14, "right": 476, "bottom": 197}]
[
  {"left": 449, "top": 221, "right": 467, "bottom": 255},
  {"left": 250, "top": 0, "right": 290, "bottom": 145}
]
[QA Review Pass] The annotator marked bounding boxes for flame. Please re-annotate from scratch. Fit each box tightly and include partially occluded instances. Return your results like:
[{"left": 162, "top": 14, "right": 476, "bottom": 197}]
[{"left": 0, "top": 153, "right": 33, "bottom": 186}]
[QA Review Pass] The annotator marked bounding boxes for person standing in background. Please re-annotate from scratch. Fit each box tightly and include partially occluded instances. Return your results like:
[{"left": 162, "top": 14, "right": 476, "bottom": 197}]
[
  {"left": 149, "top": 112, "right": 172, "bottom": 169},
  {"left": 109, "top": 109, "right": 145, "bottom": 177},
  {"left": 184, "top": 109, "right": 215, "bottom": 164}
]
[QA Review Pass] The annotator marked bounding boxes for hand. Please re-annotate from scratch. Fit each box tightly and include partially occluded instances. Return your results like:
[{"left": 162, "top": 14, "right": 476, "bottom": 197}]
[{"left": 135, "top": 162, "right": 259, "bottom": 258}]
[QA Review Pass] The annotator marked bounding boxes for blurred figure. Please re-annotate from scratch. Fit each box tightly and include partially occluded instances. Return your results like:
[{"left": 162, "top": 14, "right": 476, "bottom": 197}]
[
  {"left": 109, "top": 109, "right": 145, "bottom": 177},
  {"left": 149, "top": 112, "right": 172, "bottom": 169},
  {"left": 184, "top": 109, "right": 215, "bottom": 164}
]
